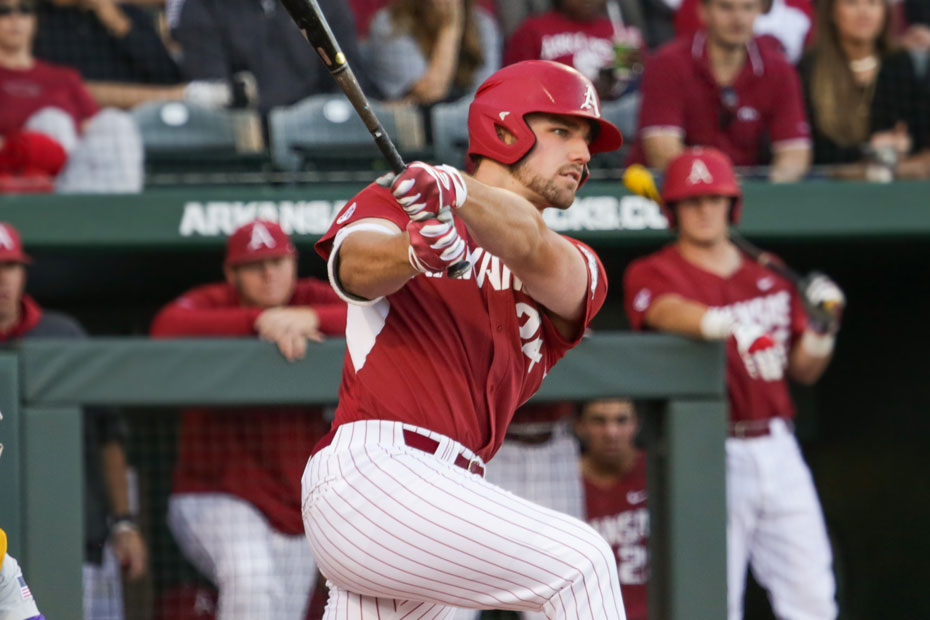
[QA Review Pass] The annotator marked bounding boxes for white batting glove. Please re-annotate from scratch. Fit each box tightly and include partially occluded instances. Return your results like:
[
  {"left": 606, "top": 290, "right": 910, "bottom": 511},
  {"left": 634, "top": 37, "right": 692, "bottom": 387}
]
[
  {"left": 406, "top": 210, "right": 467, "bottom": 274},
  {"left": 383, "top": 162, "right": 468, "bottom": 221},
  {"left": 804, "top": 272, "right": 845, "bottom": 309},
  {"left": 732, "top": 323, "right": 786, "bottom": 382},
  {"left": 802, "top": 272, "right": 845, "bottom": 333}
]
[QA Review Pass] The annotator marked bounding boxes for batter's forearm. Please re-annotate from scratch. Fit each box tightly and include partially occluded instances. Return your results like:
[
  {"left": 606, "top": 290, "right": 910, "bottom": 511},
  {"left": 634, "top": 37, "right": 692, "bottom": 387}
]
[
  {"left": 337, "top": 231, "right": 418, "bottom": 300},
  {"left": 456, "top": 177, "right": 547, "bottom": 269}
]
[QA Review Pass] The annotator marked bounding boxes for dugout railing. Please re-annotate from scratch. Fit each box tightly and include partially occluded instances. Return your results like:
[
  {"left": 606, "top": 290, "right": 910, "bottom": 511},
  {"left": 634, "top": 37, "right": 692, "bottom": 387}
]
[{"left": 0, "top": 334, "right": 726, "bottom": 620}]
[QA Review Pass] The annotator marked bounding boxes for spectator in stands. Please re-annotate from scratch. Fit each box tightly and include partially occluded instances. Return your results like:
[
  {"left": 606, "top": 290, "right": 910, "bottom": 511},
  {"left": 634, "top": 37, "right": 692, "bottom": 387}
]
[
  {"left": 869, "top": 0, "right": 930, "bottom": 178},
  {"left": 0, "top": 221, "right": 148, "bottom": 620},
  {"left": 675, "top": 0, "right": 814, "bottom": 64},
  {"left": 576, "top": 398, "right": 648, "bottom": 620},
  {"left": 798, "top": 0, "right": 893, "bottom": 170},
  {"left": 0, "top": 0, "right": 143, "bottom": 193},
  {"left": 171, "top": 0, "right": 376, "bottom": 114},
  {"left": 504, "top": 0, "right": 647, "bottom": 100},
  {"left": 150, "top": 220, "right": 346, "bottom": 620},
  {"left": 626, "top": 0, "right": 812, "bottom": 182},
  {"left": 31, "top": 0, "right": 256, "bottom": 110},
  {"left": 365, "top": 0, "right": 500, "bottom": 104}
]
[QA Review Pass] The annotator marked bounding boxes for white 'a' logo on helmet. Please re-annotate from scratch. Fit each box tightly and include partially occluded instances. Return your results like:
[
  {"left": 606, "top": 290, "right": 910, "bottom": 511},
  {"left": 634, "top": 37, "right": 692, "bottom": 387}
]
[
  {"left": 687, "top": 160, "right": 714, "bottom": 185},
  {"left": 581, "top": 84, "right": 600, "bottom": 117},
  {"left": 248, "top": 222, "right": 276, "bottom": 250},
  {"left": 0, "top": 226, "right": 14, "bottom": 251}
]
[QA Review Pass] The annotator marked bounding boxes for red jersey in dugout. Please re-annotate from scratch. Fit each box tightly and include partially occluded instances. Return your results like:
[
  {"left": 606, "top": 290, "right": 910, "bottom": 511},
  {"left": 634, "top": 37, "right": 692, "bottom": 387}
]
[
  {"left": 316, "top": 184, "right": 608, "bottom": 462},
  {"left": 623, "top": 245, "right": 808, "bottom": 423},
  {"left": 151, "top": 279, "right": 347, "bottom": 535},
  {"left": 585, "top": 452, "right": 649, "bottom": 620}
]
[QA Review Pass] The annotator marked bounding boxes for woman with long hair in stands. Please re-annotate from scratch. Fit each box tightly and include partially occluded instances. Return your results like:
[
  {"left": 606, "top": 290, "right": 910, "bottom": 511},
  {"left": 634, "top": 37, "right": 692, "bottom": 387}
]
[
  {"left": 798, "top": 0, "right": 893, "bottom": 171},
  {"left": 365, "top": 0, "right": 501, "bottom": 104}
]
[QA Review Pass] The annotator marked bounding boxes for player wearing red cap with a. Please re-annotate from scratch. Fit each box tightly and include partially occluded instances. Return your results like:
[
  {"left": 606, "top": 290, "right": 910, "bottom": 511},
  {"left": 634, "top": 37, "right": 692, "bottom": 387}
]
[
  {"left": 150, "top": 220, "right": 346, "bottom": 620},
  {"left": 623, "top": 148, "right": 844, "bottom": 620},
  {"left": 302, "top": 60, "right": 626, "bottom": 618}
]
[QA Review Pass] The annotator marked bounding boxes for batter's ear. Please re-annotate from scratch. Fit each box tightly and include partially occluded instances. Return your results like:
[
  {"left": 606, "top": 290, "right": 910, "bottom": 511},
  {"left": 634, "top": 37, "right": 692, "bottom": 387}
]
[{"left": 223, "top": 264, "right": 236, "bottom": 286}]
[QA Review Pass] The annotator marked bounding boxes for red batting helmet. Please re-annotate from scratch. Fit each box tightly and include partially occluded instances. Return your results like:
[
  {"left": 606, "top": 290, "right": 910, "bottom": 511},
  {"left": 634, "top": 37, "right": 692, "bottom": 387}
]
[
  {"left": 467, "top": 60, "right": 623, "bottom": 174},
  {"left": 660, "top": 147, "right": 742, "bottom": 227}
]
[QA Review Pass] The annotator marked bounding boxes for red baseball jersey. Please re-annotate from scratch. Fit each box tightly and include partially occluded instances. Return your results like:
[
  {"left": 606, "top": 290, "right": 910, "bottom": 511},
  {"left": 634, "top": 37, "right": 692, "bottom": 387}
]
[
  {"left": 626, "top": 32, "right": 810, "bottom": 167},
  {"left": 151, "top": 279, "right": 347, "bottom": 534},
  {"left": 504, "top": 10, "right": 644, "bottom": 81},
  {"left": 585, "top": 452, "right": 649, "bottom": 620},
  {"left": 623, "top": 244, "right": 808, "bottom": 423},
  {"left": 0, "top": 60, "right": 99, "bottom": 136},
  {"left": 316, "top": 183, "right": 608, "bottom": 461}
]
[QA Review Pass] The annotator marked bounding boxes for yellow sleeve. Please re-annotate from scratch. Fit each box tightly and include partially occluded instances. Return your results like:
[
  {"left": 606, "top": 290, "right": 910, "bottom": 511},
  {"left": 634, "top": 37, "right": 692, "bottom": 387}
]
[{"left": 0, "top": 527, "right": 6, "bottom": 569}]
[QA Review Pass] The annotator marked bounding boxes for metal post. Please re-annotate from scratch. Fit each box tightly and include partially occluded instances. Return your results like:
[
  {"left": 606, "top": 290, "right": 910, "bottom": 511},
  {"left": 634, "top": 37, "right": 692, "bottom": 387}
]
[
  {"left": 644, "top": 399, "right": 728, "bottom": 620},
  {"left": 22, "top": 406, "right": 84, "bottom": 619}
]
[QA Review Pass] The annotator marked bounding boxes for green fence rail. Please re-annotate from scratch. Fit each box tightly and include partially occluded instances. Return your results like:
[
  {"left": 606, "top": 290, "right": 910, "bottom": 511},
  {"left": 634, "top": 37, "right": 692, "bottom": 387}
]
[
  {"left": 0, "top": 334, "right": 727, "bottom": 620},
  {"left": 1, "top": 180, "right": 928, "bottom": 249}
]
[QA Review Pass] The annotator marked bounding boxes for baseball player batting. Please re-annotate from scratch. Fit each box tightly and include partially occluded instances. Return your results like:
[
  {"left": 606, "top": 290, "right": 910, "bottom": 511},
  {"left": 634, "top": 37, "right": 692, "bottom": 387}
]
[
  {"left": 623, "top": 147, "right": 844, "bottom": 620},
  {"left": 302, "top": 60, "right": 627, "bottom": 619}
]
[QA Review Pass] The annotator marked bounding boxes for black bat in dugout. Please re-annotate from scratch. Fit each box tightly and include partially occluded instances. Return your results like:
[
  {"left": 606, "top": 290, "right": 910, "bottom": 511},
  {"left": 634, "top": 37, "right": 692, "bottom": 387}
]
[{"left": 277, "top": 0, "right": 471, "bottom": 279}]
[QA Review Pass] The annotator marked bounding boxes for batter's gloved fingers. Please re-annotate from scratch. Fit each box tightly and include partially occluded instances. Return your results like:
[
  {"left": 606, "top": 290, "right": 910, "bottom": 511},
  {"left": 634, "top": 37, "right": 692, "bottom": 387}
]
[
  {"left": 406, "top": 211, "right": 467, "bottom": 274},
  {"left": 732, "top": 323, "right": 786, "bottom": 381},
  {"left": 391, "top": 162, "right": 468, "bottom": 221}
]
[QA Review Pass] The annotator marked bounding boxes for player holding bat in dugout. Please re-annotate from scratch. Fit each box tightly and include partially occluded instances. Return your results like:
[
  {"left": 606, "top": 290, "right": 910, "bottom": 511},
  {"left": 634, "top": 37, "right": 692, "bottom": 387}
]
[
  {"left": 623, "top": 147, "right": 844, "bottom": 620},
  {"left": 300, "top": 59, "right": 629, "bottom": 619}
]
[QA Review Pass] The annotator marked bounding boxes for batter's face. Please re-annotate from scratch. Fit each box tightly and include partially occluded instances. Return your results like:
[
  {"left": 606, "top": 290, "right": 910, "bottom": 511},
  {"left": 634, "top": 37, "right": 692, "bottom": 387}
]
[
  {"left": 0, "top": 262, "right": 25, "bottom": 323},
  {"left": 575, "top": 399, "right": 638, "bottom": 470},
  {"left": 225, "top": 255, "right": 297, "bottom": 308},
  {"left": 675, "top": 194, "right": 731, "bottom": 246},
  {"left": 511, "top": 113, "right": 592, "bottom": 210},
  {"left": 0, "top": 0, "right": 36, "bottom": 55},
  {"left": 701, "top": 0, "right": 762, "bottom": 49},
  {"left": 833, "top": 0, "right": 886, "bottom": 47}
]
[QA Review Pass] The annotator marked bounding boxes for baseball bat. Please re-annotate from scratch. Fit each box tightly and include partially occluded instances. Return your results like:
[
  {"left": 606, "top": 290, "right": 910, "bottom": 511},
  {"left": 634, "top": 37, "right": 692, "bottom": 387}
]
[
  {"left": 277, "top": 0, "right": 471, "bottom": 279},
  {"left": 620, "top": 164, "right": 840, "bottom": 316}
]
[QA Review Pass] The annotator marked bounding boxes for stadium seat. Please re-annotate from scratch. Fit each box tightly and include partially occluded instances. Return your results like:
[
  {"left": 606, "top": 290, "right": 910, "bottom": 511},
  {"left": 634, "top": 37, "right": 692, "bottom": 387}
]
[
  {"left": 267, "top": 94, "right": 427, "bottom": 172},
  {"left": 430, "top": 96, "right": 471, "bottom": 169},
  {"left": 131, "top": 102, "right": 266, "bottom": 174}
]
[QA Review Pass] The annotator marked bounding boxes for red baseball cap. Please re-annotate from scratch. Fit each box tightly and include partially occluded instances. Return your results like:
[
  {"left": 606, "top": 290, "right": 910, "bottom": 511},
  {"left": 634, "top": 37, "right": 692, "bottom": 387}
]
[
  {"left": 0, "top": 222, "right": 32, "bottom": 264},
  {"left": 225, "top": 220, "right": 296, "bottom": 267}
]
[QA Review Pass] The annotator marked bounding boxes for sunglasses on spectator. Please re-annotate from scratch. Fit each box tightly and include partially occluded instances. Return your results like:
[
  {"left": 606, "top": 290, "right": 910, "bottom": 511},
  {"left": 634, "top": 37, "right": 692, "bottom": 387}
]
[
  {"left": 718, "top": 86, "right": 739, "bottom": 131},
  {"left": 0, "top": 2, "right": 35, "bottom": 16}
]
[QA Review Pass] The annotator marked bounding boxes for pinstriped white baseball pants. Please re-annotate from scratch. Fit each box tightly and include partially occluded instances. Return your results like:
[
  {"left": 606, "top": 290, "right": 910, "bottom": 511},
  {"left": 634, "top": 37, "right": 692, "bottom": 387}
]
[{"left": 301, "top": 420, "right": 626, "bottom": 619}]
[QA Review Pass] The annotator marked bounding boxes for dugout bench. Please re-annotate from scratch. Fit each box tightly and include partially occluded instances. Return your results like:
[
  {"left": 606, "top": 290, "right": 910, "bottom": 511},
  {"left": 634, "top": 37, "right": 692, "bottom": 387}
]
[{"left": 0, "top": 333, "right": 726, "bottom": 620}]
